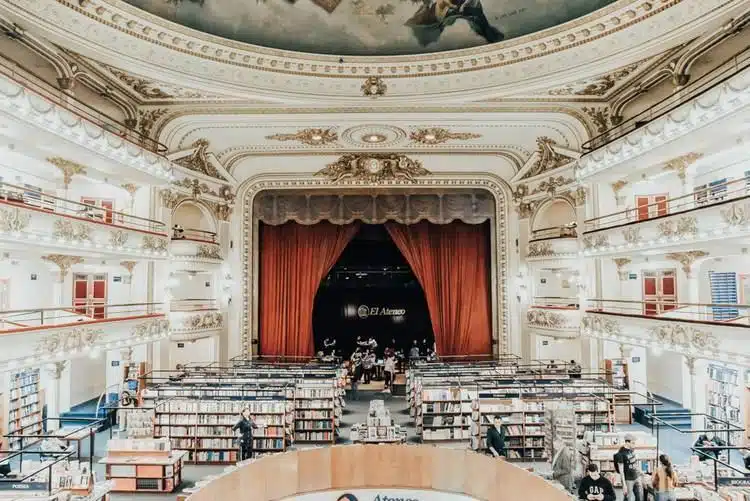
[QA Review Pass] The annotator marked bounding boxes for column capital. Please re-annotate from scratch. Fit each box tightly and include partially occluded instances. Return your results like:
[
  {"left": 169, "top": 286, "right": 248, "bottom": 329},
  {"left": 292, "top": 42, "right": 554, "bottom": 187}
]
[
  {"left": 619, "top": 344, "right": 633, "bottom": 359},
  {"left": 44, "top": 361, "right": 67, "bottom": 380},
  {"left": 684, "top": 356, "right": 696, "bottom": 375}
]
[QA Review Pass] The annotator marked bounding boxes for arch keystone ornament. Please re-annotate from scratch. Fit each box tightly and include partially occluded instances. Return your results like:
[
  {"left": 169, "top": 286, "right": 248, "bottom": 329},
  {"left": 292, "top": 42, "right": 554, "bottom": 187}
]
[
  {"left": 315, "top": 153, "right": 430, "bottom": 183},
  {"left": 361, "top": 76, "right": 387, "bottom": 97}
]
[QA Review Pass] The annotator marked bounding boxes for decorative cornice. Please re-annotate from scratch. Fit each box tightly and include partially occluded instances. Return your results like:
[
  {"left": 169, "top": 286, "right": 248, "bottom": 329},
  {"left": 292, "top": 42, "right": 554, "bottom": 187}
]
[
  {"left": 526, "top": 309, "right": 570, "bottom": 329},
  {"left": 522, "top": 137, "right": 575, "bottom": 180},
  {"left": 120, "top": 260, "right": 138, "bottom": 275},
  {"left": 46, "top": 157, "right": 86, "bottom": 188},
  {"left": 530, "top": 176, "right": 574, "bottom": 196},
  {"left": 650, "top": 323, "right": 719, "bottom": 351},
  {"left": 266, "top": 128, "right": 338, "bottom": 146},
  {"left": 409, "top": 128, "right": 481, "bottom": 145},
  {"left": 131, "top": 318, "right": 170, "bottom": 340},
  {"left": 35, "top": 327, "right": 103, "bottom": 356},
  {"left": 361, "top": 77, "right": 387, "bottom": 97},
  {"left": 665, "top": 250, "right": 709, "bottom": 277},
  {"left": 142, "top": 235, "right": 169, "bottom": 253},
  {"left": 177, "top": 311, "right": 224, "bottom": 331},
  {"left": 548, "top": 62, "right": 643, "bottom": 97},
  {"left": 172, "top": 178, "right": 217, "bottom": 197},
  {"left": 42, "top": 254, "right": 84, "bottom": 280},
  {"left": 527, "top": 241, "right": 554, "bottom": 258},
  {"left": 581, "top": 314, "right": 621, "bottom": 336},
  {"left": 315, "top": 153, "right": 430, "bottom": 183},
  {"left": 613, "top": 257, "right": 632, "bottom": 281},
  {"left": 657, "top": 216, "right": 697, "bottom": 239},
  {"left": 197, "top": 244, "right": 222, "bottom": 260},
  {"left": 174, "top": 139, "right": 227, "bottom": 180}
]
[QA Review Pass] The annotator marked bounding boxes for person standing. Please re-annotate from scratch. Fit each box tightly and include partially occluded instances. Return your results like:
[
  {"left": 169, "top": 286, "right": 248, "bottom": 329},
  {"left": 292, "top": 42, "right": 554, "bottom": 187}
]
[
  {"left": 383, "top": 353, "right": 396, "bottom": 389},
  {"left": 578, "top": 464, "right": 616, "bottom": 501},
  {"left": 486, "top": 416, "right": 506, "bottom": 458},
  {"left": 652, "top": 454, "right": 679, "bottom": 501},
  {"left": 350, "top": 350, "right": 363, "bottom": 400},
  {"left": 614, "top": 434, "right": 644, "bottom": 501},
  {"left": 552, "top": 439, "right": 575, "bottom": 492},
  {"left": 409, "top": 340, "right": 420, "bottom": 360},
  {"left": 232, "top": 408, "right": 259, "bottom": 461}
]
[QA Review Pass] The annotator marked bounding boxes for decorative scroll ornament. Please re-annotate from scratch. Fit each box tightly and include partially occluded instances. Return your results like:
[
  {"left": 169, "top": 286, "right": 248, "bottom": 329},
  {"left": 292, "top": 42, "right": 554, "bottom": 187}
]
[
  {"left": 582, "top": 234, "right": 608, "bottom": 250},
  {"left": 142, "top": 235, "right": 169, "bottom": 253},
  {"left": 721, "top": 203, "right": 750, "bottom": 226},
  {"left": 173, "top": 178, "right": 216, "bottom": 197},
  {"left": 53, "top": 220, "right": 91, "bottom": 242},
  {"left": 42, "top": 254, "right": 84, "bottom": 280},
  {"left": 663, "top": 152, "right": 703, "bottom": 183},
  {"left": 254, "top": 191, "right": 493, "bottom": 226},
  {"left": 0, "top": 207, "right": 31, "bottom": 232},
  {"left": 109, "top": 230, "right": 129, "bottom": 248},
  {"left": 120, "top": 261, "right": 138, "bottom": 275},
  {"left": 531, "top": 176, "right": 573, "bottom": 196},
  {"left": 522, "top": 137, "right": 575, "bottom": 179},
  {"left": 581, "top": 315, "right": 622, "bottom": 336},
  {"left": 409, "top": 128, "right": 481, "bottom": 145},
  {"left": 45, "top": 361, "right": 68, "bottom": 380},
  {"left": 361, "top": 76, "right": 387, "bottom": 97},
  {"left": 548, "top": 63, "right": 641, "bottom": 97},
  {"left": 159, "top": 189, "right": 181, "bottom": 209},
  {"left": 527, "top": 241, "right": 554, "bottom": 258},
  {"left": 131, "top": 318, "right": 170, "bottom": 341},
  {"left": 572, "top": 186, "right": 587, "bottom": 206},
  {"left": 613, "top": 258, "right": 632, "bottom": 281},
  {"left": 183, "top": 311, "right": 223, "bottom": 330},
  {"left": 174, "top": 139, "right": 226, "bottom": 180},
  {"left": 650, "top": 324, "right": 719, "bottom": 351},
  {"left": 516, "top": 201, "right": 537, "bottom": 220},
  {"left": 526, "top": 309, "right": 568, "bottom": 329},
  {"left": 665, "top": 251, "right": 709, "bottom": 277},
  {"left": 658, "top": 216, "right": 698, "bottom": 239},
  {"left": 137, "top": 108, "right": 168, "bottom": 142},
  {"left": 197, "top": 244, "right": 222, "bottom": 259},
  {"left": 315, "top": 153, "right": 429, "bottom": 183},
  {"left": 120, "top": 183, "right": 139, "bottom": 197},
  {"left": 512, "top": 184, "right": 528, "bottom": 204},
  {"left": 47, "top": 157, "right": 87, "bottom": 188},
  {"left": 611, "top": 179, "right": 628, "bottom": 206},
  {"left": 622, "top": 227, "right": 641, "bottom": 244},
  {"left": 266, "top": 128, "right": 338, "bottom": 146},
  {"left": 219, "top": 185, "right": 236, "bottom": 205},
  {"left": 35, "top": 327, "right": 103, "bottom": 356}
]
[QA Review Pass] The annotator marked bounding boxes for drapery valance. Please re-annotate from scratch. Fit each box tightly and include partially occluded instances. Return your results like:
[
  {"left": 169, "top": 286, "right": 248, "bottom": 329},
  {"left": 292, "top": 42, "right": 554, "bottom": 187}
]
[{"left": 253, "top": 191, "right": 494, "bottom": 226}]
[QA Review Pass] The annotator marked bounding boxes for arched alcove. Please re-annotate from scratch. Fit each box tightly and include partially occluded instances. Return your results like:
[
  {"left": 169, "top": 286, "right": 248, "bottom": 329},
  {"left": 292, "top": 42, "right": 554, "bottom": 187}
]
[
  {"left": 530, "top": 198, "right": 577, "bottom": 240},
  {"left": 172, "top": 200, "right": 216, "bottom": 234}
]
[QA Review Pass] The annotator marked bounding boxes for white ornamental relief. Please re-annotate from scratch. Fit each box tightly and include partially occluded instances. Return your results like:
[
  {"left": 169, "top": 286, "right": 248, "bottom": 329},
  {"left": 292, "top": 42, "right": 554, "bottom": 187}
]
[
  {"left": 581, "top": 315, "right": 621, "bottom": 336},
  {"left": 721, "top": 203, "right": 750, "bottom": 226},
  {"left": 35, "top": 327, "right": 104, "bottom": 356},
  {"left": 526, "top": 309, "right": 568, "bottom": 329},
  {"left": 183, "top": 312, "right": 224, "bottom": 330},
  {"left": 649, "top": 324, "right": 719, "bottom": 351},
  {"left": 131, "top": 318, "right": 170, "bottom": 340}
]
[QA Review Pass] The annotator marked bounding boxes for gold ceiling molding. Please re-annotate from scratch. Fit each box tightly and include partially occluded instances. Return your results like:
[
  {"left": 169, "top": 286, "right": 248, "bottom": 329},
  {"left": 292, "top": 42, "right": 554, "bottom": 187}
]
[
  {"left": 137, "top": 108, "right": 169, "bottom": 142},
  {"left": 315, "top": 153, "right": 430, "bottom": 183},
  {"left": 120, "top": 261, "right": 138, "bottom": 275},
  {"left": 266, "top": 128, "right": 338, "bottom": 146},
  {"left": 159, "top": 189, "right": 182, "bottom": 209},
  {"left": 361, "top": 77, "right": 387, "bottom": 97},
  {"left": 548, "top": 62, "right": 642, "bottom": 97},
  {"left": 409, "top": 128, "right": 481, "bottom": 145},
  {"left": 613, "top": 258, "right": 632, "bottom": 281},
  {"left": 172, "top": 178, "right": 217, "bottom": 197},
  {"left": 530, "top": 176, "right": 574, "bottom": 196},
  {"left": 662, "top": 152, "right": 703, "bottom": 183},
  {"left": 174, "top": 139, "right": 226, "bottom": 180},
  {"left": 665, "top": 250, "right": 709, "bottom": 277},
  {"left": 120, "top": 183, "right": 139, "bottom": 196},
  {"left": 581, "top": 106, "right": 618, "bottom": 134},
  {"left": 521, "top": 137, "right": 575, "bottom": 180},
  {"left": 47, "top": 157, "right": 87, "bottom": 188},
  {"left": 104, "top": 65, "right": 214, "bottom": 100},
  {"left": 42, "top": 254, "right": 84, "bottom": 280}
]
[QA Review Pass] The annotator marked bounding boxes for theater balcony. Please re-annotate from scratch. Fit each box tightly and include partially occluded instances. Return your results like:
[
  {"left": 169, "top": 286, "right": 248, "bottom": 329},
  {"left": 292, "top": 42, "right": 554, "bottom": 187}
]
[
  {"left": 582, "top": 299, "right": 750, "bottom": 363},
  {"left": 577, "top": 49, "right": 750, "bottom": 181},
  {"left": 526, "top": 225, "right": 578, "bottom": 262},
  {"left": 0, "top": 303, "right": 169, "bottom": 371},
  {"left": 525, "top": 297, "right": 581, "bottom": 340},
  {"left": 0, "top": 58, "right": 173, "bottom": 184},
  {"left": 0, "top": 182, "right": 169, "bottom": 260},
  {"left": 581, "top": 177, "right": 750, "bottom": 257},
  {"left": 170, "top": 228, "right": 221, "bottom": 268},
  {"left": 169, "top": 299, "right": 223, "bottom": 342}
]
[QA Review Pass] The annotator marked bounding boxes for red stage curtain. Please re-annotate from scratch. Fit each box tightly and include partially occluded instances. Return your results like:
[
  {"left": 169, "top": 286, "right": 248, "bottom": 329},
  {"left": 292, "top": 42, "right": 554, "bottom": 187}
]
[
  {"left": 385, "top": 221, "right": 492, "bottom": 357},
  {"left": 259, "top": 222, "right": 360, "bottom": 357}
]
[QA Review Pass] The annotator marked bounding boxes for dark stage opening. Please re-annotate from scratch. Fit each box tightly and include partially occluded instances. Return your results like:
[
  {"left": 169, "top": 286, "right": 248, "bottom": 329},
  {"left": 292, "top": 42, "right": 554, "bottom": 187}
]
[{"left": 312, "top": 224, "right": 432, "bottom": 358}]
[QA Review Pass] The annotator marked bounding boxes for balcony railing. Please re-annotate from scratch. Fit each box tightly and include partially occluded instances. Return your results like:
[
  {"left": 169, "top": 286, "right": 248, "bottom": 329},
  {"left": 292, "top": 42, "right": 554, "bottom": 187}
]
[
  {"left": 169, "top": 298, "right": 218, "bottom": 312},
  {"left": 586, "top": 299, "right": 750, "bottom": 326},
  {"left": 582, "top": 47, "right": 750, "bottom": 152},
  {"left": 532, "top": 297, "right": 580, "bottom": 309},
  {"left": 529, "top": 225, "right": 578, "bottom": 241},
  {"left": 583, "top": 176, "right": 750, "bottom": 233},
  {"left": 171, "top": 227, "right": 217, "bottom": 243},
  {"left": 0, "top": 56, "right": 167, "bottom": 153},
  {"left": 0, "top": 302, "right": 164, "bottom": 333},
  {"left": 0, "top": 182, "right": 167, "bottom": 234}
]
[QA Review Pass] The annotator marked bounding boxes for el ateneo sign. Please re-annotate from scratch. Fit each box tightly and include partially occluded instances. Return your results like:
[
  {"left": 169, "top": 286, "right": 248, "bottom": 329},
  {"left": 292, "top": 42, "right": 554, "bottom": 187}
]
[
  {"left": 356, "top": 305, "right": 406, "bottom": 319},
  {"left": 281, "top": 489, "right": 479, "bottom": 501}
]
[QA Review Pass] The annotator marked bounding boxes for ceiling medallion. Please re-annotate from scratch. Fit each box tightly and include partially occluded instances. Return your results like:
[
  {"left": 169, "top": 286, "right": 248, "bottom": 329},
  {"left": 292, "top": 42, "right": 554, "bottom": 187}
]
[
  {"left": 315, "top": 153, "right": 430, "bottom": 183},
  {"left": 361, "top": 77, "right": 387, "bottom": 98},
  {"left": 266, "top": 128, "right": 338, "bottom": 146},
  {"left": 361, "top": 133, "right": 387, "bottom": 144},
  {"left": 340, "top": 125, "right": 407, "bottom": 148},
  {"left": 409, "top": 128, "right": 481, "bottom": 145}
]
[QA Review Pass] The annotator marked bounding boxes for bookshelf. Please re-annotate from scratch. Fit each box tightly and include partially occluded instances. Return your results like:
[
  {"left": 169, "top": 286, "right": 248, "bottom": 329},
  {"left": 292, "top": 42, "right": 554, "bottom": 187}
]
[
  {"left": 470, "top": 397, "right": 546, "bottom": 461},
  {"left": 101, "top": 438, "right": 186, "bottom": 493},
  {"left": 706, "top": 364, "right": 742, "bottom": 444},
  {"left": 154, "top": 398, "right": 288, "bottom": 464},
  {"left": 294, "top": 382, "right": 336, "bottom": 443},
  {"left": 350, "top": 400, "right": 406, "bottom": 443},
  {"left": 7, "top": 368, "right": 43, "bottom": 450},
  {"left": 605, "top": 359, "right": 629, "bottom": 390},
  {"left": 579, "top": 431, "right": 657, "bottom": 488},
  {"left": 418, "top": 386, "right": 476, "bottom": 442}
]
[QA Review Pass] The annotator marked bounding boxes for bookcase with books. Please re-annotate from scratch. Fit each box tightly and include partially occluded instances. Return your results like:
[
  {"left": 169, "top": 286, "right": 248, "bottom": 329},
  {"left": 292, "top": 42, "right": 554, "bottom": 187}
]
[
  {"left": 100, "top": 438, "right": 186, "bottom": 493},
  {"left": 706, "top": 364, "right": 742, "bottom": 444},
  {"left": 579, "top": 431, "right": 657, "bottom": 487},
  {"left": 418, "top": 386, "right": 476, "bottom": 442},
  {"left": 154, "top": 397, "right": 289, "bottom": 464},
  {"left": 294, "top": 381, "right": 336, "bottom": 443},
  {"left": 469, "top": 397, "right": 546, "bottom": 461},
  {"left": 7, "top": 368, "right": 43, "bottom": 450}
]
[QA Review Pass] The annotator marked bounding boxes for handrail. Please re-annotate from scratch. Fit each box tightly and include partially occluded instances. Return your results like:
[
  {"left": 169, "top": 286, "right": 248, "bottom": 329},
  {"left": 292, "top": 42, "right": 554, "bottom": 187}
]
[
  {"left": 169, "top": 298, "right": 218, "bottom": 311},
  {"left": 587, "top": 298, "right": 750, "bottom": 325},
  {"left": 172, "top": 227, "right": 217, "bottom": 243},
  {"left": 532, "top": 296, "right": 580, "bottom": 308},
  {"left": 0, "top": 302, "right": 165, "bottom": 332},
  {"left": 530, "top": 224, "right": 577, "bottom": 241},
  {"left": 0, "top": 55, "right": 168, "bottom": 154},
  {"left": 584, "top": 175, "right": 750, "bottom": 232},
  {"left": 0, "top": 181, "right": 167, "bottom": 234},
  {"left": 582, "top": 46, "right": 750, "bottom": 152}
]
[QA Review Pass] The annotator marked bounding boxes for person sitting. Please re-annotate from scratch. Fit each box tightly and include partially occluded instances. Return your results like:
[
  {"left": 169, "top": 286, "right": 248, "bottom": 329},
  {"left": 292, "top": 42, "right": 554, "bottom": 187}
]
[
  {"left": 694, "top": 432, "right": 726, "bottom": 461},
  {"left": 486, "top": 416, "right": 506, "bottom": 458},
  {"left": 172, "top": 224, "right": 184, "bottom": 239},
  {"left": 569, "top": 360, "right": 582, "bottom": 379}
]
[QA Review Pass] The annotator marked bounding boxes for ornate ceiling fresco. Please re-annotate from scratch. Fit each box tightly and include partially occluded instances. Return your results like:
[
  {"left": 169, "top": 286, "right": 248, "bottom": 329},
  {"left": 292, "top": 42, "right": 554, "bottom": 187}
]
[{"left": 124, "top": 0, "right": 615, "bottom": 56}]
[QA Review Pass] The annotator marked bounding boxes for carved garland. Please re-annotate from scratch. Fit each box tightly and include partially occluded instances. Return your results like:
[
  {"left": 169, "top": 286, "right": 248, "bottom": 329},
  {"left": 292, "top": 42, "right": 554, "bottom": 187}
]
[
  {"left": 240, "top": 174, "right": 510, "bottom": 356},
  {"left": 526, "top": 309, "right": 569, "bottom": 329}
]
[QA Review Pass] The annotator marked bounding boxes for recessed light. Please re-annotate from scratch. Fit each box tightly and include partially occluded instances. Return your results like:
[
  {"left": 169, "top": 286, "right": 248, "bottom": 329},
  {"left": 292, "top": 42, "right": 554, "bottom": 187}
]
[{"left": 362, "top": 133, "right": 386, "bottom": 143}]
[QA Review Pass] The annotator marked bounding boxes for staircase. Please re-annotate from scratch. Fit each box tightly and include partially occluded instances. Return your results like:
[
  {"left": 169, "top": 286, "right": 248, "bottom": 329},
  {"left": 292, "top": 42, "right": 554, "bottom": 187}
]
[
  {"left": 59, "top": 397, "right": 113, "bottom": 431},
  {"left": 633, "top": 395, "right": 692, "bottom": 430}
]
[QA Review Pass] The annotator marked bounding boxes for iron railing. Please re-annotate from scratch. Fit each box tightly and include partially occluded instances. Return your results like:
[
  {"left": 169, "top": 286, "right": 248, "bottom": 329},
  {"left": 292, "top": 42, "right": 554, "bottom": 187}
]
[{"left": 0, "top": 302, "right": 165, "bottom": 332}]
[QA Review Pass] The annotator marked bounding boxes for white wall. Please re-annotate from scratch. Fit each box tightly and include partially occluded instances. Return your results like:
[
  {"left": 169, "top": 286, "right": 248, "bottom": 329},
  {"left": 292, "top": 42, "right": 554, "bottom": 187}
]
[
  {"left": 173, "top": 202, "right": 215, "bottom": 232},
  {"left": 535, "top": 269, "right": 577, "bottom": 299},
  {"left": 535, "top": 337, "right": 581, "bottom": 363},
  {"left": 58, "top": 356, "right": 107, "bottom": 412},
  {"left": 697, "top": 256, "right": 750, "bottom": 304},
  {"left": 171, "top": 273, "right": 215, "bottom": 301},
  {"left": 646, "top": 349, "right": 687, "bottom": 405},
  {"left": 0, "top": 259, "right": 56, "bottom": 310},
  {"left": 170, "top": 337, "right": 218, "bottom": 369}
]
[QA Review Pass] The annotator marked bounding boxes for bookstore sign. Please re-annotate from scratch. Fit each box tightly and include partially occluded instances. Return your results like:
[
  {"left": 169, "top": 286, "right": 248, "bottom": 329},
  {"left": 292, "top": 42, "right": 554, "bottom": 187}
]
[
  {"left": 718, "top": 477, "right": 750, "bottom": 487},
  {"left": 0, "top": 482, "right": 49, "bottom": 492},
  {"left": 356, "top": 305, "right": 406, "bottom": 319},
  {"left": 282, "top": 489, "right": 479, "bottom": 501}
]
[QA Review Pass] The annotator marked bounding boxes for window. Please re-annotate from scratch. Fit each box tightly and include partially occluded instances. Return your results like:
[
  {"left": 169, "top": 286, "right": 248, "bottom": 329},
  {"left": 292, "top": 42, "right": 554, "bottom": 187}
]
[
  {"left": 709, "top": 271, "right": 739, "bottom": 321},
  {"left": 635, "top": 195, "right": 668, "bottom": 221}
]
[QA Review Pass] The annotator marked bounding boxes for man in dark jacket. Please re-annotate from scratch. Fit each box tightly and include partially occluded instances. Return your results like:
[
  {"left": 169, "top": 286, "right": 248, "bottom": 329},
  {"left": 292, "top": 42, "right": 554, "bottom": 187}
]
[
  {"left": 579, "top": 464, "right": 616, "bottom": 501},
  {"left": 486, "top": 416, "right": 506, "bottom": 458}
]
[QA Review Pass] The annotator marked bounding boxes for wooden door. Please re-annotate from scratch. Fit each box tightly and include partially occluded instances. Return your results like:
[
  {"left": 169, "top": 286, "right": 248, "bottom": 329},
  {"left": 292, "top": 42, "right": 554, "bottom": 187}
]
[
  {"left": 81, "top": 198, "right": 115, "bottom": 223},
  {"left": 635, "top": 195, "right": 668, "bottom": 221},
  {"left": 91, "top": 274, "right": 107, "bottom": 319},
  {"left": 72, "top": 273, "right": 108, "bottom": 318},
  {"left": 73, "top": 274, "right": 89, "bottom": 315},
  {"left": 642, "top": 270, "right": 677, "bottom": 315}
]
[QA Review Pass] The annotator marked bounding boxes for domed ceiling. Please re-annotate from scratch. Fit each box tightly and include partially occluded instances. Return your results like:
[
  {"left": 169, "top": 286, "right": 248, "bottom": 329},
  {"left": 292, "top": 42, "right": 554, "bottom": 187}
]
[{"left": 123, "top": 0, "right": 616, "bottom": 56}]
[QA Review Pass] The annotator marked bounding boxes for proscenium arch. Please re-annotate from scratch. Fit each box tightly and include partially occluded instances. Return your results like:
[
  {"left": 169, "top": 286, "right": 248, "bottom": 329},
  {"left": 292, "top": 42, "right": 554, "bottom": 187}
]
[{"left": 233, "top": 172, "right": 514, "bottom": 359}]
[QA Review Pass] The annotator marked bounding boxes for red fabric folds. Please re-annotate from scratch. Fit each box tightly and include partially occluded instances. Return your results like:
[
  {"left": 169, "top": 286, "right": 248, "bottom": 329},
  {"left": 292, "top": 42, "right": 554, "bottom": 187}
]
[
  {"left": 259, "top": 222, "right": 360, "bottom": 357},
  {"left": 385, "top": 221, "right": 492, "bottom": 357}
]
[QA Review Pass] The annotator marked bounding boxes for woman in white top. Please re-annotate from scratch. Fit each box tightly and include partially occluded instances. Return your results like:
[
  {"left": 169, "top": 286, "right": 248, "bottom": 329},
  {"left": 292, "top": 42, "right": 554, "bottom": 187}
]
[{"left": 384, "top": 355, "right": 396, "bottom": 388}]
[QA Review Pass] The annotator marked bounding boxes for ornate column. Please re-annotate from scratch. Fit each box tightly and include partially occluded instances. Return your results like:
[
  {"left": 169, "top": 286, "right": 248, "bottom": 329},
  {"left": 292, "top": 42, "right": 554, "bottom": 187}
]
[
  {"left": 684, "top": 356, "right": 699, "bottom": 433},
  {"left": 666, "top": 251, "right": 708, "bottom": 304},
  {"left": 42, "top": 254, "right": 83, "bottom": 311},
  {"left": 42, "top": 361, "right": 68, "bottom": 431}
]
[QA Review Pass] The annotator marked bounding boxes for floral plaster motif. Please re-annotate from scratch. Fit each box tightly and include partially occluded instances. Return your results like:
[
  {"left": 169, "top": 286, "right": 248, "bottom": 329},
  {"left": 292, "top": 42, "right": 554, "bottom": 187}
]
[
  {"left": 35, "top": 327, "right": 103, "bottom": 356},
  {"left": 581, "top": 315, "right": 621, "bottom": 336},
  {"left": 526, "top": 309, "right": 568, "bottom": 328},
  {"left": 650, "top": 324, "right": 719, "bottom": 351},
  {"left": 527, "top": 241, "right": 554, "bottom": 258},
  {"left": 0, "top": 207, "right": 31, "bottom": 232}
]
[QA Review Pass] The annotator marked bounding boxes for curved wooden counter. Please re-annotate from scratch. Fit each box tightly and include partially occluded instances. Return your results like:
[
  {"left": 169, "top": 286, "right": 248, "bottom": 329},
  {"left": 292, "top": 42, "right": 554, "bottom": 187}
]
[{"left": 186, "top": 445, "right": 571, "bottom": 501}]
